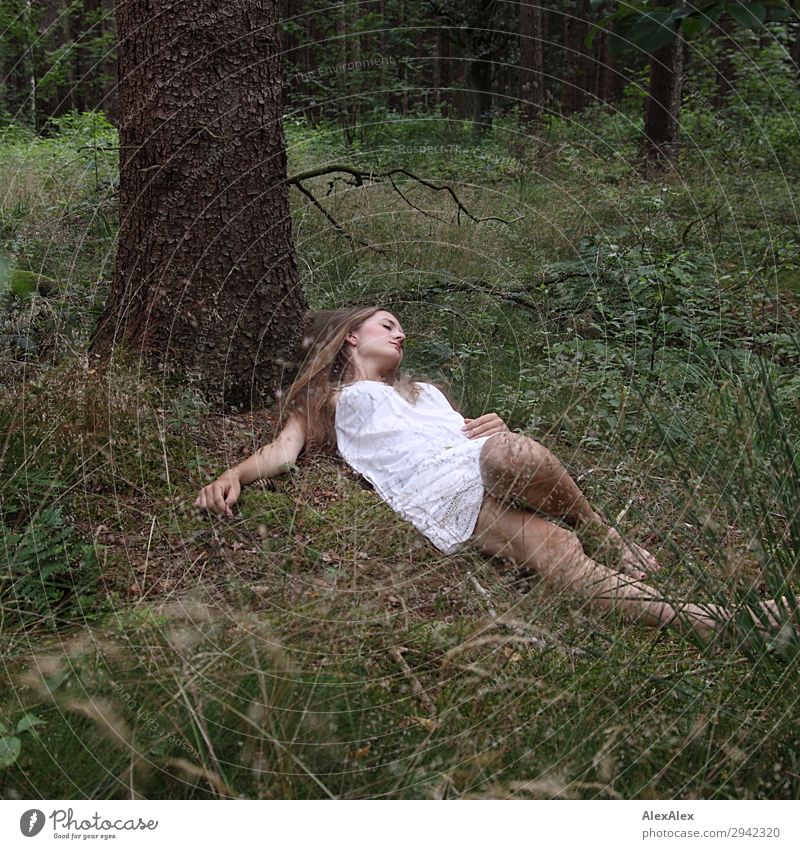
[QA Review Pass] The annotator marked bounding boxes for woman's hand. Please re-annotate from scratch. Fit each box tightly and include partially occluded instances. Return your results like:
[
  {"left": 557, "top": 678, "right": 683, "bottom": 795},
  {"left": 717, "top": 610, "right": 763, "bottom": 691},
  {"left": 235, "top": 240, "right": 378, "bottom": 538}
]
[
  {"left": 194, "top": 470, "right": 242, "bottom": 519},
  {"left": 462, "top": 413, "right": 510, "bottom": 439}
]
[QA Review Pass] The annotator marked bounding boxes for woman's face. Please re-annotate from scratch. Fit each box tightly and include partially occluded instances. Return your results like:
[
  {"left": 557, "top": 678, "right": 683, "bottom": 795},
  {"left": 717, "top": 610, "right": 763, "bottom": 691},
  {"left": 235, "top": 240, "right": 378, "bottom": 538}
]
[{"left": 347, "top": 310, "right": 406, "bottom": 374}]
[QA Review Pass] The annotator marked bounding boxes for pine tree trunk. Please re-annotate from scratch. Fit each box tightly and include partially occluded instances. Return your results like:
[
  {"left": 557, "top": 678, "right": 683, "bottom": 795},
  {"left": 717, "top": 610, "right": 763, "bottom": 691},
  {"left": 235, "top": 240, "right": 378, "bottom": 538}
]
[
  {"left": 88, "top": 0, "right": 118, "bottom": 122},
  {"left": 416, "top": 29, "right": 427, "bottom": 112},
  {"left": 24, "top": 0, "right": 37, "bottom": 128},
  {"left": 90, "top": 0, "right": 305, "bottom": 412},
  {"left": 560, "top": 1, "right": 588, "bottom": 114},
  {"left": 711, "top": 19, "right": 737, "bottom": 109},
  {"left": 62, "top": 0, "right": 80, "bottom": 112},
  {"left": 437, "top": 28, "right": 452, "bottom": 116},
  {"left": 468, "top": 0, "right": 496, "bottom": 134},
  {"left": 306, "top": 8, "right": 322, "bottom": 125},
  {"left": 641, "top": 16, "right": 685, "bottom": 163},
  {"left": 595, "top": 28, "right": 622, "bottom": 105},
  {"left": 519, "top": 0, "right": 545, "bottom": 125},
  {"left": 789, "top": 22, "right": 800, "bottom": 82},
  {"left": 575, "top": 0, "right": 590, "bottom": 111},
  {"left": 468, "top": 58, "right": 493, "bottom": 133}
]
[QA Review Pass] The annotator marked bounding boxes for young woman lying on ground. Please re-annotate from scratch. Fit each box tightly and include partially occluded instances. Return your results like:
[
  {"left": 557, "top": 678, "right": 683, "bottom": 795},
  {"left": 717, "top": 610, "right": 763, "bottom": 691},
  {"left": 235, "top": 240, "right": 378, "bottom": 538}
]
[{"left": 195, "top": 306, "right": 790, "bottom": 643}]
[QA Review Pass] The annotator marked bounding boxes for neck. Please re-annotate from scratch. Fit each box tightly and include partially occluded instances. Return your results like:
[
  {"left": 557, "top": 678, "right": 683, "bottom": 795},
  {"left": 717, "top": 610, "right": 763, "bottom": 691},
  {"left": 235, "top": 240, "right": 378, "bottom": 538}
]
[{"left": 349, "top": 363, "right": 392, "bottom": 384}]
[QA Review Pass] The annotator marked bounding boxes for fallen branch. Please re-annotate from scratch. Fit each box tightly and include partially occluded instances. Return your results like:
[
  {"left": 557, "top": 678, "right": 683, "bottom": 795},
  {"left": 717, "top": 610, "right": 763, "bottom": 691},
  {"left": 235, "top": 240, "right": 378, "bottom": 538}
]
[
  {"left": 388, "top": 645, "right": 437, "bottom": 718},
  {"left": 468, "top": 572, "right": 498, "bottom": 619},
  {"left": 466, "top": 571, "right": 585, "bottom": 657},
  {"left": 415, "top": 278, "right": 539, "bottom": 313}
]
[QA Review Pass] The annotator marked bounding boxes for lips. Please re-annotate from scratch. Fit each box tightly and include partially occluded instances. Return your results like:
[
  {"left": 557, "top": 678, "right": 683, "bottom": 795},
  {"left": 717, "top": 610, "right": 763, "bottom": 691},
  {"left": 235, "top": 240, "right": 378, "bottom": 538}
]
[{"left": 391, "top": 342, "right": 403, "bottom": 352}]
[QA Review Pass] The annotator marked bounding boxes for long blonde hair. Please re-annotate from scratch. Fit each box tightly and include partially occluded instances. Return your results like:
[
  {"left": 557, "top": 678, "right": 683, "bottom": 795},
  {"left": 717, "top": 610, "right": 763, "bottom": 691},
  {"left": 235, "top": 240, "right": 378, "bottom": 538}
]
[{"left": 278, "top": 306, "right": 425, "bottom": 455}]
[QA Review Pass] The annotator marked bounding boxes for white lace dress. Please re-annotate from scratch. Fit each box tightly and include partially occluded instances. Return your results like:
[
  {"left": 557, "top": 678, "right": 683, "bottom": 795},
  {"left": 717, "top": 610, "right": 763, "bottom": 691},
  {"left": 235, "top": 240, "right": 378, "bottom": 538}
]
[{"left": 334, "top": 380, "right": 492, "bottom": 554}]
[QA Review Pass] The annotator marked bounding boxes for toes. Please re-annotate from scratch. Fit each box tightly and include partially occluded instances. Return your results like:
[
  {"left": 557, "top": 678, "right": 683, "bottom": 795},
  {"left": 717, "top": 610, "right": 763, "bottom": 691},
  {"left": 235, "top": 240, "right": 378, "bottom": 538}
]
[{"left": 624, "top": 542, "right": 660, "bottom": 574}]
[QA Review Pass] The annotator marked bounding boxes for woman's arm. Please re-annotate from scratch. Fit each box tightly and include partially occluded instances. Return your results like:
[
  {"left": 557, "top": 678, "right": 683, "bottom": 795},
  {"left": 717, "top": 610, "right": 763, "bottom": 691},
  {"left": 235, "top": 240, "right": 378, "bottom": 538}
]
[{"left": 194, "top": 414, "right": 306, "bottom": 517}]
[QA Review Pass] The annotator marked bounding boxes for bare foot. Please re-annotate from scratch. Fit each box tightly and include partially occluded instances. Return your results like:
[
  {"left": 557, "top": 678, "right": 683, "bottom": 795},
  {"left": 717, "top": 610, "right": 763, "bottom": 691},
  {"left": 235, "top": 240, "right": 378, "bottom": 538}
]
[
  {"left": 591, "top": 526, "right": 661, "bottom": 578},
  {"left": 750, "top": 597, "right": 800, "bottom": 635},
  {"left": 693, "top": 598, "right": 800, "bottom": 648},
  {"left": 616, "top": 535, "right": 661, "bottom": 576}
]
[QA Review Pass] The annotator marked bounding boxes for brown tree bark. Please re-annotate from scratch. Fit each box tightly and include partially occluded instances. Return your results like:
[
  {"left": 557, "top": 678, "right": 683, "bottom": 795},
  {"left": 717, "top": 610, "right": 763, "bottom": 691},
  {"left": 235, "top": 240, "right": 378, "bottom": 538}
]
[
  {"left": 560, "top": 0, "right": 589, "bottom": 115},
  {"left": 99, "top": 0, "right": 119, "bottom": 122},
  {"left": 519, "top": 1, "right": 545, "bottom": 125},
  {"left": 24, "top": 0, "right": 39, "bottom": 128},
  {"left": 61, "top": 0, "right": 81, "bottom": 112},
  {"left": 711, "top": 18, "right": 737, "bottom": 109},
  {"left": 468, "top": 0, "right": 496, "bottom": 134},
  {"left": 337, "top": 0, "right": 360, "bottom": 144},
  {"left": 437, "top": 27, "right": 452, "bottom": 116},
  {"left": 641, "top": 19, "right": 685, "bottom": 163},
  {"left": 594, "top": 24, "right": 623, "bottom": 105},
  {"left": 793, "top": 24, "right": 800, "bottom": 82},
  {"left": 90, "top": 0, "right": 305, "bottom": 412}
]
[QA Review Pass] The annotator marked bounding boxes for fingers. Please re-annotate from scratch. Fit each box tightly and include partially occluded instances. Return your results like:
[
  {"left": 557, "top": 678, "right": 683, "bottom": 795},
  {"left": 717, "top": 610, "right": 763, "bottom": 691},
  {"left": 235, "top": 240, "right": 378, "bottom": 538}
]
[
  {"left": 462, "top": 414, "right": 490, "bottom": 436},
  {"left": 224, "top": 484, "right": 239, "bottom": 517},
  {"left": 462, "top": 413, "right": 509, "bottom": 438},
  {"left": 468, "top": 424, "right": 503, "bottom": 438},
  {"left": 195, "top": 482, "right": 232, "bottom": 519}
]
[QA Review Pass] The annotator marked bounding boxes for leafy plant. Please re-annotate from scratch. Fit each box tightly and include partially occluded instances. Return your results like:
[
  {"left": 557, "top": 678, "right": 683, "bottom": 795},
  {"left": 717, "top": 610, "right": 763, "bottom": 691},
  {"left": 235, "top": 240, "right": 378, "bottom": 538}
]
[
  {"left": 0, "top": 714, "right": 45, "bottom": 768},
  {"left": 0, "top": 405, "right": 101, "bottom": 633}
]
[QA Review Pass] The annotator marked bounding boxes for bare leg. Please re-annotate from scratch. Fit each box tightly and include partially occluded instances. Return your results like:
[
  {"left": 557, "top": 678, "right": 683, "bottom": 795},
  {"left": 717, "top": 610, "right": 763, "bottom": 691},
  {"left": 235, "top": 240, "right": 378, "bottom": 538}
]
[
  {"left": 479, "top": 432, "right": 659, "bottom": 576},
  {"left": 469, "top": 494, "right": 718, "bottom": 640}
]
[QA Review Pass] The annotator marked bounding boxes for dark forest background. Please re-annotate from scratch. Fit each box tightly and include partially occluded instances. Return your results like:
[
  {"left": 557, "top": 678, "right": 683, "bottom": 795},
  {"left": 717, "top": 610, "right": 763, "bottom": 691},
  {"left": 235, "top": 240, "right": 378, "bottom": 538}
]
[{"left": 1, "top": 2, "right": 798, "bottom": 139}]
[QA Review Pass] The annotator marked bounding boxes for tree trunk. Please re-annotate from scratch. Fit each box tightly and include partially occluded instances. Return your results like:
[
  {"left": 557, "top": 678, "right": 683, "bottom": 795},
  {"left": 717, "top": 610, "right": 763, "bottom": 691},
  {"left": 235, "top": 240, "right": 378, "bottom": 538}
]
[
  {"left": 468, "top": 0, "right": 496, "bottom": 134},
  {"left": 24, "top": 0, "right": 38, "bottom": 128},
  {"left": 98, "top": 0, "right": 119, "bottom": 122},
  {"left": 575, "top": 0, "right": 591, "bottom": 110},
  {"left": 560, "top": 1, "right": 590, "bottom": 114},
  {"left": 416, "top": 28, "right": 428, "bottom": 112},
  {"left": 305, "top": 7, "right": 323, "bottom": 125},
  {"left": 437, "top": 27, "right": 452, "bottom": 116},
  {"left": 90, "top": 0, "right": 305, "bottom": 412},
  {"left": 641, "top": 18, "right": 685, "bottom": 164},
  {"left": 792, "top": 18, "right": 800, "bottom": 80},
  {"left": 519, "top": 0, "right": 545, "bottom": 125},
  {"left": 468, "top": 58, "right": 493, "bottom": 133},
  {"left": 595, "top": 27, "right": 623, "bottom": 105},
  {"left": 62, "top": 0, "right": 80, "bottom": 112},
  {"left": 711, "top": 19, "right": 737, "bottom": 109}
]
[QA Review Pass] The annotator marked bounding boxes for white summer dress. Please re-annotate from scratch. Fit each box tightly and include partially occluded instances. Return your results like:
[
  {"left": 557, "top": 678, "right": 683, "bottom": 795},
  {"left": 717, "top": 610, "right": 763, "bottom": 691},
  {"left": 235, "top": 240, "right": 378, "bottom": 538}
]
[{"left": 334, "top": 380, "right": 493, "bottom": 554}]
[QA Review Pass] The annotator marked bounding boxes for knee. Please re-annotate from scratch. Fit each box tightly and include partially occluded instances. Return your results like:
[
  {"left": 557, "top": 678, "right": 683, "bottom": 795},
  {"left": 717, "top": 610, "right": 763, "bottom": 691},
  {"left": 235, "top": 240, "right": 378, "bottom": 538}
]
[{"left": 479, "top": 432, "right": 548, "bottom": 497}]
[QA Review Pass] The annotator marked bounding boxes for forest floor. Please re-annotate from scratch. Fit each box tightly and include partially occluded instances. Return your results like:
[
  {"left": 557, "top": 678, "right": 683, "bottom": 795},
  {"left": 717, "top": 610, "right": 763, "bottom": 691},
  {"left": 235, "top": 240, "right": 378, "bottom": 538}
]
[{"left": 1, "top": 109, "right": 799, "bottom": 799}]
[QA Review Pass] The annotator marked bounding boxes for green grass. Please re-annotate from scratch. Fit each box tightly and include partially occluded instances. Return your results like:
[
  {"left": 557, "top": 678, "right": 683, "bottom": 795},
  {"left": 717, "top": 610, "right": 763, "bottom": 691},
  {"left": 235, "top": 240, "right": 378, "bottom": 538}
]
[{"left": 1, "top": 102, "right": 799, "bottom": 798}]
